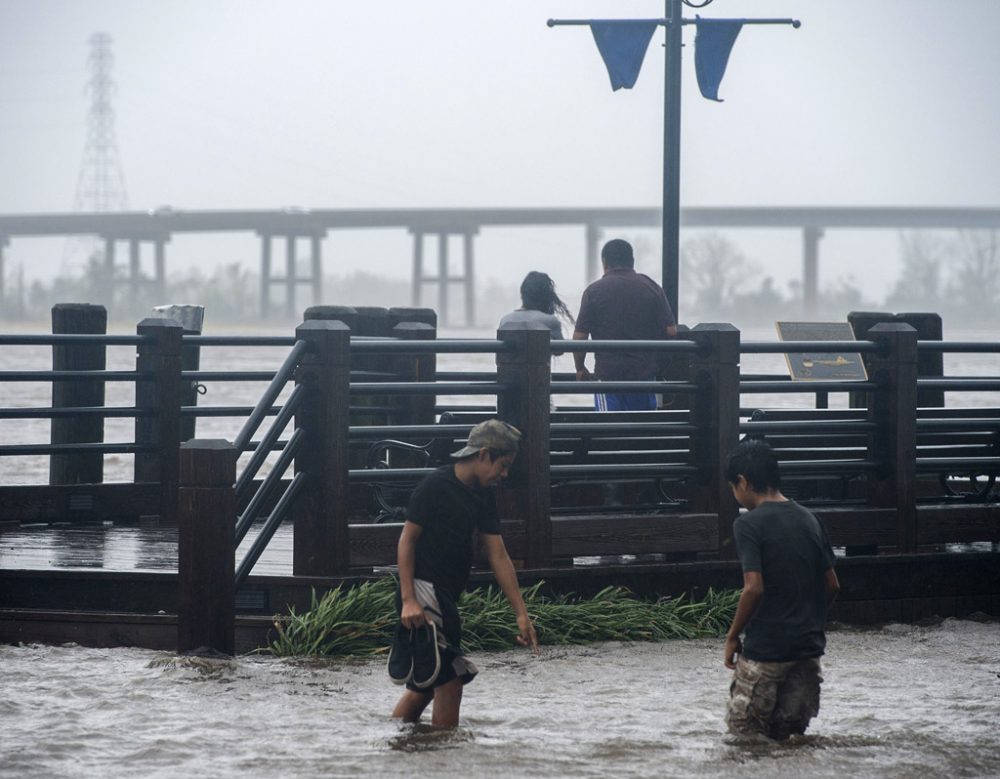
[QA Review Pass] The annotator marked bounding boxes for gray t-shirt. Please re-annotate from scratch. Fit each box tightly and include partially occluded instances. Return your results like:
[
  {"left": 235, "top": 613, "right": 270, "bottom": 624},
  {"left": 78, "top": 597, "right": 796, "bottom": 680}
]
[
  {"left": 497, "top": 309, "right": 564, "bottom": 340},
  {"left": 733, "top": 500, "right": 837, "bottom": 662}
]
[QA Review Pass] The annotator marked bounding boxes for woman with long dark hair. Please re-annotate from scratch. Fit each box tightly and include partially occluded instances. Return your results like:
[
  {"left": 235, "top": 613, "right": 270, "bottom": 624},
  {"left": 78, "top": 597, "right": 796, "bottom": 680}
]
[{"left": 498, "top": 271, "right": 574, "bottom": 340}]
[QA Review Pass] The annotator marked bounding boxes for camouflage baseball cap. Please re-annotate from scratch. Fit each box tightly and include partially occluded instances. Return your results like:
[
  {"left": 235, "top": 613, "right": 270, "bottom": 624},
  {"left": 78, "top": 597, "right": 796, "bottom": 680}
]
[{"left": 450, "top": 419, "right": 522, "bottom": 459}]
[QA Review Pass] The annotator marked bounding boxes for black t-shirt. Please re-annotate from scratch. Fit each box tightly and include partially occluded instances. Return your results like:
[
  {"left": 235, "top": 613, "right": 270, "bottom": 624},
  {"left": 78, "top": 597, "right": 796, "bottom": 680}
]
[
  {"left": 574, "top": 267, "right": 676, "bottom": 381},
  {"left": 733, "top": 500, "right": 837, "bottom": 662},
  {"left": 407, "top": 465, "right": 502, "bottom": 601}
]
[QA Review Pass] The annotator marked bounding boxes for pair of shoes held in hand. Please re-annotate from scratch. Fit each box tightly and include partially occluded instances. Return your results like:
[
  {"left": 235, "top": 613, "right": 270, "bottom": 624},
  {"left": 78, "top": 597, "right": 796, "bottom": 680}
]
[{"left": 388, "top": 621, "right": 441, "bottom": 688}]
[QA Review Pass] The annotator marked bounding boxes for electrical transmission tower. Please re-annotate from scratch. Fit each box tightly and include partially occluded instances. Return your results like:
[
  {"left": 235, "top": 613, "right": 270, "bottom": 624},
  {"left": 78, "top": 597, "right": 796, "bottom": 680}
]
[
  {"left": 75, "top": 32, "right": 129, "bottom": 213},
  {"left": 63, "top": 32, "right": 130, "bottom": 298}
]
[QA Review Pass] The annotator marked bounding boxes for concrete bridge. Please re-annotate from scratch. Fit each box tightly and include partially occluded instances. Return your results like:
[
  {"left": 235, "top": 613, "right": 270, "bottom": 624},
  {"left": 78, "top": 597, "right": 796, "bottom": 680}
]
[{"left": 2, "top": 206, "right": 999, "bottom": 324}]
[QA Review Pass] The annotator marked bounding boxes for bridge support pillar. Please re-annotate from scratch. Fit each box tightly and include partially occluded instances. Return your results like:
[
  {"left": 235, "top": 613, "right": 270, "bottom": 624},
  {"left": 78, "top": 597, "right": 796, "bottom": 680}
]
[
  {"left": 585, "top": 223, "right": 601, "bottom": 284},
  {"left": 409, "top": 228, "right": 479, "bottom": 328},
  {"left": 802, "top": 226, "right": 824, "bottom": 318}
]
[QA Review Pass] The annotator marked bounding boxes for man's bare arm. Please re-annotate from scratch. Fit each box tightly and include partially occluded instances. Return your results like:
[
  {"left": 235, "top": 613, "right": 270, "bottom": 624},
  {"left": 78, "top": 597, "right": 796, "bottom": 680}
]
[{"left": 572, "top": 330, "right": 590, "bottom": 379}]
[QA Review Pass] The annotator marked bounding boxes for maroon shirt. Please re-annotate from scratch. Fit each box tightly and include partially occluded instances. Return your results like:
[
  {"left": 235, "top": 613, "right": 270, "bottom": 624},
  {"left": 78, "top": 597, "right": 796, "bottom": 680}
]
[{"left": 575, "top": 267, "right": 676, "bottom": 381}]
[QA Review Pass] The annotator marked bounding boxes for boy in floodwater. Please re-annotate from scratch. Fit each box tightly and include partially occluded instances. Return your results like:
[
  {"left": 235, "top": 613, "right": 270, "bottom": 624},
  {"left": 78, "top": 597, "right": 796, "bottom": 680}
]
[
  {"left": 723, "top": 439, "right": 841, "bottom": 740},
  {"left": 388, "top": 419, "right": 539, "bottom": 728}
]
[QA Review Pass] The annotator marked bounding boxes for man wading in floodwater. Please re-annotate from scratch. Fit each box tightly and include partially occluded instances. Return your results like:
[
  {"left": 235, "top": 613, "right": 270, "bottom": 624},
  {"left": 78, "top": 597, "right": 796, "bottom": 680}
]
[
  {"left": 387, "top": 419, "right": 539, "bottom": 728},
  {"left": 723, "top": 440, "right": 841, "bottom": 740}
]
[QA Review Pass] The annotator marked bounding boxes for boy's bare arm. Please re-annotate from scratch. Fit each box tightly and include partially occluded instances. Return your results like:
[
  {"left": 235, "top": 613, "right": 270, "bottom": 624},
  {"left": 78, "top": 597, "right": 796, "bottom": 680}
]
[
  {"left": 482, "top": 533, "right": 539, "bottom": 652},
  {"left": 724, "top": 570, "right": 764, "bottom": 669},
  {"left": 396, "top": 521, "right": 426, "bottom": 628}
]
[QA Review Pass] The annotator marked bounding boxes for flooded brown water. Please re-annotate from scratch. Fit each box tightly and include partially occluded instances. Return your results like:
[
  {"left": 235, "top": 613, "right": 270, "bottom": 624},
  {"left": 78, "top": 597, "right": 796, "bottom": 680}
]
[{"left": 2, "top": 621, "right": 998, "bottom": 778}]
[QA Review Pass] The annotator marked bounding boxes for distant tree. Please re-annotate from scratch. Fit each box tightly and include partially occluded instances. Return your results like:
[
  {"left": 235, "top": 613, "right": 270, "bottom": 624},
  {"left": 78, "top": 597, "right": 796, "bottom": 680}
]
[
  {"left": 886, "top": 231, "right": 944, "bottom": 311},
  {"left": 730, "top": 275, "right": 793, "bottom": 325},
  {"left": 816, "top": 276, "right": 875, "bottom": 319},
  {"left": 680, "top": 233, "right": 752, "bottom": 319},
  {"left": 946, "top": 230, "right": 1000, "bottom": 322}
]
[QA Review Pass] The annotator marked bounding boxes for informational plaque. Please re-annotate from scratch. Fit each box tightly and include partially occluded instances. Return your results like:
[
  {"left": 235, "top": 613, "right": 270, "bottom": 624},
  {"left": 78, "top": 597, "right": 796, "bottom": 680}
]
[{"left": 776, "top": 321, "right": 868, "bottom": 381}]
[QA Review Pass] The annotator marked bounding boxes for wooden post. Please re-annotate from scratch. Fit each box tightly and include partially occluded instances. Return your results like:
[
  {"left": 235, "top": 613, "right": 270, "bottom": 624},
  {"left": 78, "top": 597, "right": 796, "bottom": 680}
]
[
  {"left": 865, "top": 322, "right": 918, "bottom": 553},
  {"left": 293, "top": 319, "right": 351, "bottom": 575},
  {"left": 848, "top": 311, "right": 894, "bottom": 409},
  {"left": 899, "top": 312, "right": 944, "bottom": 407},
  {"left": 686, "top": 323, "right": 741, "bottom": 559},
  {"left": 177, "top": 439, "right": 236, "bottom": 655},
  {"left": 496, "top": 323, "right": 552, "bottom": 568},
  {"left": 660, "top": 323, "right": 693, "bottom": 411},
  {"left": 134, "top": 317, "right": 183, "bottom": 524},
  {"left": 151, "top": 304, "right": 205, "bottom": 444},
  {"left": 390, "top": 321, "right": 437, "bottom": 430},
  {"left": 50, "top": 303, "right": 107, "bottom": 485}
]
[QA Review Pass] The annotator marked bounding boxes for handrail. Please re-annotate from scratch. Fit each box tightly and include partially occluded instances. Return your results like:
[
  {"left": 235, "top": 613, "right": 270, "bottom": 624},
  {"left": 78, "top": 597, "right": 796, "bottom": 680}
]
[
  {"left": 0, "top": 334, "right": 148, "bottom": 346},
  {"left": 916, "top": 378, "right": 1000, "bottom": 391},
  {"left": 741, "top": 419, "right": 877, "bottom": 434},
  {"left": 917, "top": 341, "right": 1000, "bottom": 353},
  {"left": 232, "top": 339, "right": 309, "bottom": 453},
  {"left": 235, "top": 385, "right": 305, "bottom": 503},
  {"left": 349, "top": 381, "right": 508, "bottom": 395},
  {"left": 183, "top": 371, "right": 277, "bottom": 382},
  {"left": 552, "top": 380, "right": 700, "bottom": 394},
  {"left": 235, "top": 471, "right": 307, "bottom": 588},
  {"left": 555, "top": 339, "right": 701, "bottom": 353},
  {"left": 184, "top": 335, "right": 297, "bottom": 347},
  {"left": 0, "top": 406, "right": 150, "bottom": 419},
  {"left": 740, "top": 380, "right": 878, "bottom": 393},
  {"left": 0, "top": 370, "right": 146, "bottom": 382},
  {"left": 235, "top": 427, "right": 304, "bottom": 545},
  {"left": 0, "top": 442, "right": 153, "bottom": 456},
  {"left": 351, "top": 339, "right": 510, "bottom": 354},
  {"left": 742, "top": 340, "right": 879, "bottom": 354}
]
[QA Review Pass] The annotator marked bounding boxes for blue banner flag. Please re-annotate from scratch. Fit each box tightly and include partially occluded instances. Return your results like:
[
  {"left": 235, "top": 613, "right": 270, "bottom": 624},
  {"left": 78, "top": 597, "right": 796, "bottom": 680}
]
[
  {"left": 694, "top": 18, "right": 744, "bottom": 101},
  {"left": 589, "top": 21, "right": 658, "bottom": 90}
]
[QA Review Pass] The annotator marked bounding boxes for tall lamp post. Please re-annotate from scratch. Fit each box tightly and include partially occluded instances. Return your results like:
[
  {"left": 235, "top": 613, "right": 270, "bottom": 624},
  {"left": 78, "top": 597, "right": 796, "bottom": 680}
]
[{"left": 548, "top": 1, "right": 800, "bottom": 320}]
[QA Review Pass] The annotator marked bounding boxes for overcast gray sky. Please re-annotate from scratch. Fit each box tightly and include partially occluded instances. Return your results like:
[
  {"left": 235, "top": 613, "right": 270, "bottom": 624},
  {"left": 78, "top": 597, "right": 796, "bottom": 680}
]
[{"left": 2, "top": 0, "right": 999, "bottom": 310}]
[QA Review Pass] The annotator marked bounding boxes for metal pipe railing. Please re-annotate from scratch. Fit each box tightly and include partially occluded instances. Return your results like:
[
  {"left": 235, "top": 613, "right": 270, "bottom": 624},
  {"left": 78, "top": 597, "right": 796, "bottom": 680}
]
[
  {"left": 741, "top": 340, "right": 880, "bottom": 354},
  {"left": 349, "top": 381, "right": 508, "bottom": 395},
  {"left": 0, "top": 334, "right": 147, "bottom": 346},
  {"left": 235, "top": 471, "right": 307, "bottom": 588},
  {"left": 235, "top": 385, "right": 305, "bottom": 503},
  {"left": 0, "top": 442, "right": 153, "bottom": 456},
  {"left": 235, "top": 427, "right": 304, "bottom": 545},
  {"left": 552, "top": 380, "right": 700, "bottom": 394},
  {"left": 740, "top": 380, "right": 878, "bottom": 393},
  {"left": 0, "top": 406, "right": 149, "bottom": 419},
  {"left": 232, "top": 339, "right": 309, "bottom": 454},
  {"left": 0, "top": 370, "right": 145, "bottom": 382}
]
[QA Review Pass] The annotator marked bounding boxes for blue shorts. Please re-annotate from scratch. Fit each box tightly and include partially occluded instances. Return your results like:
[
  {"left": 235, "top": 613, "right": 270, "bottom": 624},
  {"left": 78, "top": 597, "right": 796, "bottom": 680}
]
[{"left": 595, "top": 392, "right": 657, "bottom": 411}]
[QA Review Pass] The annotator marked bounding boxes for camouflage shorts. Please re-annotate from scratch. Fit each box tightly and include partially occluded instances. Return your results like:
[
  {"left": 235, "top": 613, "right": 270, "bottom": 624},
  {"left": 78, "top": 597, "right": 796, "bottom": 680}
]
[{"left": 726, "top": 655, "right": 822, "bottom": 740}]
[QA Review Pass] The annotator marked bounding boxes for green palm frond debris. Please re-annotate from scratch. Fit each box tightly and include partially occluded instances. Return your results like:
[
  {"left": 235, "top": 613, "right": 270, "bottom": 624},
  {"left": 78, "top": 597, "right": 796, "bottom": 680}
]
[{"left": 268, "top": 578, "right": 738, "bottom": 657}]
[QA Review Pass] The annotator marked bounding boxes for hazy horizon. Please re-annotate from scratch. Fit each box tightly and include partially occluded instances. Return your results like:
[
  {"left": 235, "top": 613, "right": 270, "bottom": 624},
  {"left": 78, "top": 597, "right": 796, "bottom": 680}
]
[{"left": 2, "top": 0, "right": 1000, "bottom": 318}]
